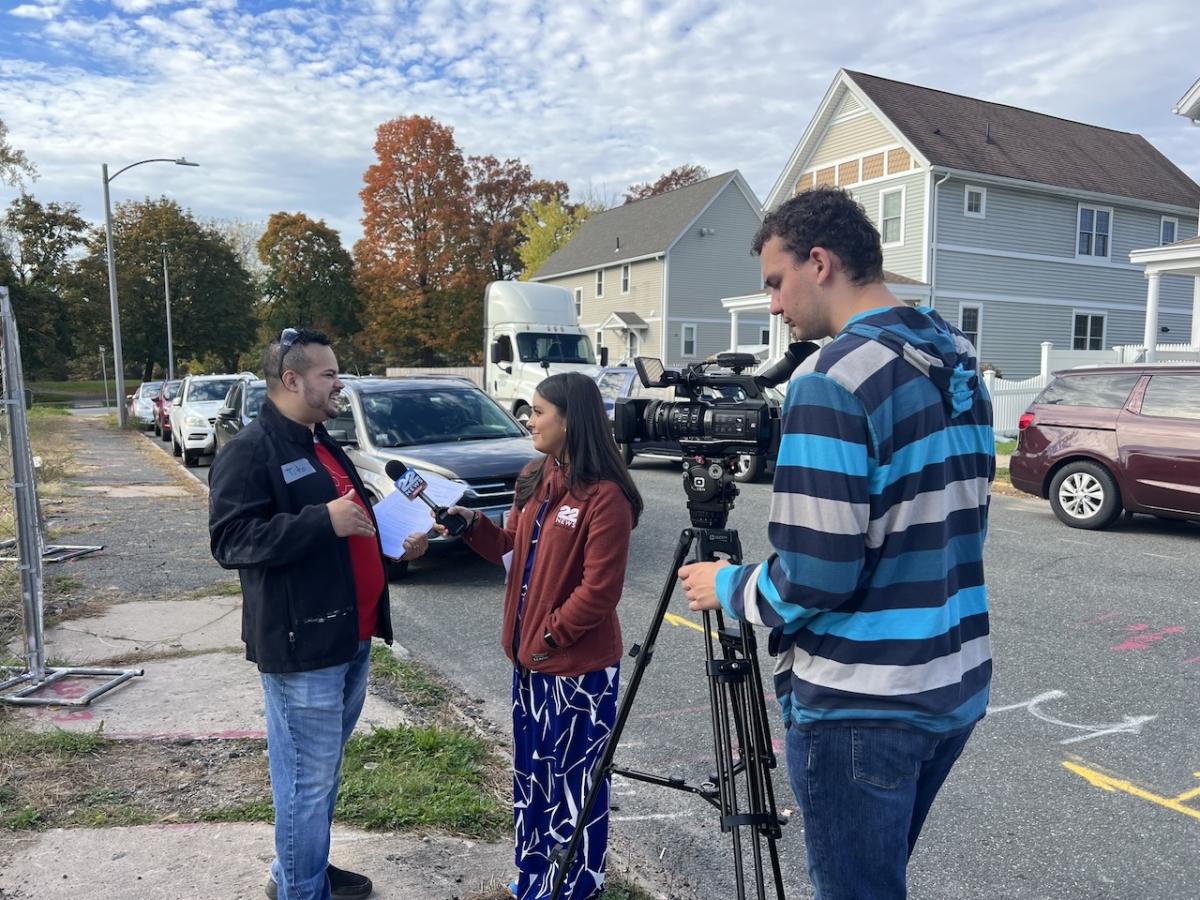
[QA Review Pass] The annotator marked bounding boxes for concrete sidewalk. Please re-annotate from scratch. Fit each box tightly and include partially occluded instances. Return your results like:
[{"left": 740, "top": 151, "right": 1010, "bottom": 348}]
[{"left": 0, "top": 419, "right": 516, "bottom": 900}]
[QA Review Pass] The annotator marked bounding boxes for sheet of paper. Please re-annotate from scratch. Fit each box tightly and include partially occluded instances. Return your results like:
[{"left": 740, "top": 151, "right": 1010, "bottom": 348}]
[
  {"left": 502, "top": 550, "right": 513, "bottom": 575},
  {"left": 371, "top": 470, "right": 466, "bottom": 559}
]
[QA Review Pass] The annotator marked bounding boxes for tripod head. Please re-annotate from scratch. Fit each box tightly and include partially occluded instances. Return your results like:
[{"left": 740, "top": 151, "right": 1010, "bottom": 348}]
[{"left": 681, "top": 451, "right": 741, "bottom": 529}]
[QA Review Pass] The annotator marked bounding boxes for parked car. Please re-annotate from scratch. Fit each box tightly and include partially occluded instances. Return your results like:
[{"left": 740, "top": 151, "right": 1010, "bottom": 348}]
[
  {"left": 168, "top": 374, "right": 242, "bottom": 467},
  {"left": 214, "top": 377, "right": 266, "bottom": 454},
  {"left": 153, "top": 379, "right": 182, "bottom": 441},
  {"left": 127, "top": 381, "right": 162, "bottom": 429},
  {"left": 592, "top": 366, "right": 781, "bottom": 482},
  {"left": 326, "top": 376, "right": 541, "bottom": 568},
  {"left": 1010, "top": 365, "right": 1200, "bottom": 529}
]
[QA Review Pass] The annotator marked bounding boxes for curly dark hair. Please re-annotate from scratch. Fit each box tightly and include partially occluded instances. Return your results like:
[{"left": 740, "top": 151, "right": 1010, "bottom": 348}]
[{"left": 752, "top": 187, "right": 884, "bottom": 286}]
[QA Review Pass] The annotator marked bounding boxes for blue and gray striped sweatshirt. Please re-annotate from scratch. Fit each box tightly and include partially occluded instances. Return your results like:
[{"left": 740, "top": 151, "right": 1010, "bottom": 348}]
[{"left": 716, "top": 305, "right": 994, "bottom": 734}]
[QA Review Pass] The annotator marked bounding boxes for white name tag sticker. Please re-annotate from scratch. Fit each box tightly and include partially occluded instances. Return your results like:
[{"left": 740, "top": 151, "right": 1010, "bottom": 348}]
[{"left": 281, "top": 458, "right": 317, "bottom": 484}]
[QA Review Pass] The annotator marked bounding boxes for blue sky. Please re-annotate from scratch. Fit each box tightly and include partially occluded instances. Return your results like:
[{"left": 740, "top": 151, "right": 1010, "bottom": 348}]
[{"left": 2, "top": 0, "right": 1198, "bottom": 248}]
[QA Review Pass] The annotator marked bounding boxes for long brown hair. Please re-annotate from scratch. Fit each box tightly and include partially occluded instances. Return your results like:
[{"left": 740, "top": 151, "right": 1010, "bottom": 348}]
[{"left": 515, "top": 373, "right": 643, "bottom": 526}]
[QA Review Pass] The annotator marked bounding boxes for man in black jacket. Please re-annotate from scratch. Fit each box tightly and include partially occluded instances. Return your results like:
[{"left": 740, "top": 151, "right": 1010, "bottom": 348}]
[{"left": 209, "top": 329, "right": 427, "bottom": 900}]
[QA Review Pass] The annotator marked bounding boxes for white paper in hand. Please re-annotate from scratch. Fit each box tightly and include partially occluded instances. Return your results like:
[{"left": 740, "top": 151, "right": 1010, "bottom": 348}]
[{"left": 372, "top": 468, "right": 466, "bottom": 558}]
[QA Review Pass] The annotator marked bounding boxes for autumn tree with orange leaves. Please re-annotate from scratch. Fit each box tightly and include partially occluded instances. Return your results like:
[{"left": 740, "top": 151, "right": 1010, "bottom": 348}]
[
  {"left": 355, "top": 116, "right": 479, "bottom": 366},
  {"left": 356, "top": 116, "right": 572, "bottom": 365}
]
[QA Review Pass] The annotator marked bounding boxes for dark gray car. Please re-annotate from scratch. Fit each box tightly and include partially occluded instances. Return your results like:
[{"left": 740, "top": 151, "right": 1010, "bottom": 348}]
[{"left": 327, "top": 377, "right": 542, "bottom": 560}]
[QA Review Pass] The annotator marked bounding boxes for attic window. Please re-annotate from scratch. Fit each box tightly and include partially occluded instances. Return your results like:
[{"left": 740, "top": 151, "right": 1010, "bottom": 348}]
[{"left": 964, "top": 186, "right": 986, "bottom": 218}]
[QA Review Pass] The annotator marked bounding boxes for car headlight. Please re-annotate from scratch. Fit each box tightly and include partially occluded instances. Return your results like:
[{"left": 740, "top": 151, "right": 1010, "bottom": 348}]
[{"left": 184, "top": 414, "right": 207, "bottom": 428}]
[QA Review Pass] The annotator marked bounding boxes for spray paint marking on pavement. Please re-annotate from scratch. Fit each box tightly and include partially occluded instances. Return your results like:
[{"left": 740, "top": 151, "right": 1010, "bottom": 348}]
[
  {"left": 987, "top": 690, "right": 1156, "bottom": 744},
  {"left": 1063, "top": 761, "right": 1200, "bottom": 823},
  {"left": 664, "top": 612, "right": 718, "bottom": 638}
]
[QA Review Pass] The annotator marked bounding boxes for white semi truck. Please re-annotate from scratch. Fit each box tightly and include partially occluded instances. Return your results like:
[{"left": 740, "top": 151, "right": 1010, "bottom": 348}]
[{"left": 483, "top": 281, "right": 606, "bottom": 425}]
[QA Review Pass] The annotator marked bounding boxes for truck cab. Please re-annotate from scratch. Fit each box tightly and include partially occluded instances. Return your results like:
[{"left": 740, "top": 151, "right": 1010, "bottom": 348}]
[{"left": 483, "top": 281, "right": 606, "bottom": 425}]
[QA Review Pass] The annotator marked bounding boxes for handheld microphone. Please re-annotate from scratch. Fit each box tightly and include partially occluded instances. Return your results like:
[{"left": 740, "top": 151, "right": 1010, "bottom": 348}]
[{"left": 383, "top": 459, "right": 470, "bottom": 536}]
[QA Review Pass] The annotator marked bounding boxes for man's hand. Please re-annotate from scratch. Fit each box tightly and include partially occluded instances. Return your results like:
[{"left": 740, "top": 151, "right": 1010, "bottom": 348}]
[
  {"left": 678, "top": 560, "right": 731, "bottom": 612},
  {"left": 399, "top": 531, "right": 430, "bottom": 561},
  {"left": 327, "top": 488, "right": 376, "bottom": 538}
]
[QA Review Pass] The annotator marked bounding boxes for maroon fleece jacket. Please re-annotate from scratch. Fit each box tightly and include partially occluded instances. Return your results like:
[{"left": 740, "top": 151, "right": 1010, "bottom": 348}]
[{"left": 462, "top": 459, "right": 634, "bottom": 676}]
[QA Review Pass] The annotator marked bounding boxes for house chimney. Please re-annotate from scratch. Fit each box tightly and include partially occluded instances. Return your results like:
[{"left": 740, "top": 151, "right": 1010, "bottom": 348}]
[{"left": 615, "top": 235, "right": 620, "bottom": 252}]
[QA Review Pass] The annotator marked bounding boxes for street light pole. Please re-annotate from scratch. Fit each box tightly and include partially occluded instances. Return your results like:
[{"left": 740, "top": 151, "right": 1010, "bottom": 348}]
[
  {"left": 161, "top": 244, "right": 175, "bottom": 381},
  {"left": 101, "top": 157, "right": 199, "bottom": 426}
]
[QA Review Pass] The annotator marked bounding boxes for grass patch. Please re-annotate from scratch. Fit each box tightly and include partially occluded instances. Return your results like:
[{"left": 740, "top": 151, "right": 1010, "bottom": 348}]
[
  {"left": 465, "top": 876, "right": 655, "bottom": 900},
  {"left": 337, "top": 724, "right": 507, "bottom": 839},
  {"left": 197, "top": 799, "right": 274, "bottom": 824},
  {"left": 26, "top": 380, "right": 111, "bottom": 407},
  {"left": 370, "top": 644, "right": 448, "bottom": 709},
  {"left": 996, "top": 438, "right": 1017, "bottom": 456},
  {"left": 203, "top": 581, "right": 243, "bottom": 597}
]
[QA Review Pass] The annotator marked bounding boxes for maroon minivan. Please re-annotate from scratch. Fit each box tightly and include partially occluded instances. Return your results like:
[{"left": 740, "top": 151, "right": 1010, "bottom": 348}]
[{"left": 1010, "top": 365, "right": 1200, "bottom": 529}]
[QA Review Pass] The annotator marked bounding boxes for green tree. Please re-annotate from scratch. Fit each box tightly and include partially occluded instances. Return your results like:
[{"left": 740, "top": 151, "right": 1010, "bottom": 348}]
[
  {"left": 516, "top": 195, "right": 593, "bottom": 280},
  {"left": 258, "top": 211, "right": 364, "bottom": 368},
  {"left": 0, "top": 118, "right": 35, "bottom": 187},
  {"left": 0, "top": 195, "right": 88, "bottom": 377},
  {"left": 72, "top": 198, "right": 257, "bottom": 379}
]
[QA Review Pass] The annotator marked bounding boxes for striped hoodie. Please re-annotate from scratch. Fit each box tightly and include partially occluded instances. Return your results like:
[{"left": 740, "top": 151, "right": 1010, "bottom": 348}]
[{"left": 716, "top": 305, "right": 994, "bottom": 734}]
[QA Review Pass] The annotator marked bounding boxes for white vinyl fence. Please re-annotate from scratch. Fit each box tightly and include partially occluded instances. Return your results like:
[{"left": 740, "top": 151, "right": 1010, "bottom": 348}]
[{"left": 983, "top": 369, "right": 1050, "bottom": 436}]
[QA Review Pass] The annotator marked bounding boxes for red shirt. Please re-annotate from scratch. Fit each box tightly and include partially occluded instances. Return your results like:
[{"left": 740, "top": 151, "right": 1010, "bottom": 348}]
[{"left": 314, "top": 441, "right": 386, "bottom": 640}]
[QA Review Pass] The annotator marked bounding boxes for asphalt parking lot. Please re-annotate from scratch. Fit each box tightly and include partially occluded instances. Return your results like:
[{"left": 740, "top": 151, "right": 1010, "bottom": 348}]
[{"left": 147, "top": 432, "right": 1200, "bottom": 899}]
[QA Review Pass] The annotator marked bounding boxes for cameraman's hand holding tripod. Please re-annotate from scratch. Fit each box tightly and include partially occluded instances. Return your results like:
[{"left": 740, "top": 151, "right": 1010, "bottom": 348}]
[{"left": 679, "top": 560, "right": 731, "bottom": 613}]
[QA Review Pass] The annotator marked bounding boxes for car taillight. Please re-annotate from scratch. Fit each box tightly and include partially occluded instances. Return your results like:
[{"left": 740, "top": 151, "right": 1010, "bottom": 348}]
[{"left": 1018, "top": 412, "right": 1034, "bottom": 431}]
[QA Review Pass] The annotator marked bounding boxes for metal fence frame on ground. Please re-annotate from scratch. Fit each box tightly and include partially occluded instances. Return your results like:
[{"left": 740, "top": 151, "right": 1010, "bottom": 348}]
[{"left": 0, "top": 287, "right": 142, "bottom": 706}]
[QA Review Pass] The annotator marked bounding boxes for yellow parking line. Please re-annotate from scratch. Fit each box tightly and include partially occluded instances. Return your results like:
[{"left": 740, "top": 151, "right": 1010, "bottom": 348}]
[
  {"left": 1063, "top": 760, "right": 1200, "bottom": 822},
  {"left": 663, "top": 612, "right": 718, "bottom": 638},
  {"left": 1174, "top": 774, "right": 1200, "bottom": 802}
]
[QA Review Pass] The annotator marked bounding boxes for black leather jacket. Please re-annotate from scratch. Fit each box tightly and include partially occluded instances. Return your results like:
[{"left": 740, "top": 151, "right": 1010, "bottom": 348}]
[{"left": 208, "top": 399, "right": 393, "bottom": 672}]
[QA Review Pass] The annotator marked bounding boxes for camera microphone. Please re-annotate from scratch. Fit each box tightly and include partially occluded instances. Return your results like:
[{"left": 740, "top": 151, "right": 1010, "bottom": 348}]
[
  {"left": 384, "top": 459, "right": 470, "bottom": 536},
  {"left": 755, "top": 341, "right": 820, "bottom": 388}
]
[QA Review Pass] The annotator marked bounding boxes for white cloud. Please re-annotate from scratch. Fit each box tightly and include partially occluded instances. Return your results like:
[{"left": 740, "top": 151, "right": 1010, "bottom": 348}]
[{"left": 0, "top": 0, "right": 1197, "bottom": 249}]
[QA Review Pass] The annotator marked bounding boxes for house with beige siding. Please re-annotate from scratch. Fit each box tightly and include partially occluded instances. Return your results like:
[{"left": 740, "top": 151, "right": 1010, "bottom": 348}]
[
  {"left": 530, "top": 171, "right": 767, "bottom": 367},
  {"left": 747, "top": 70, "right": 1200, "bottom": 377}
]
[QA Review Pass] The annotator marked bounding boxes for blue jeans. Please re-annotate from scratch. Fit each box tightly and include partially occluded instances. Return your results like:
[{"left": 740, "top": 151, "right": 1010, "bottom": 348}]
[
  {"left": 260, "top": 639, "right": 371, "bottom": 900},
  {"left": 786, "top": 723, "right": 974, "bottom": 900}
]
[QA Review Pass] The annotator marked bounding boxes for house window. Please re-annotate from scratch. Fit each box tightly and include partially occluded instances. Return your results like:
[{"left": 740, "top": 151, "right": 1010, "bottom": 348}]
[
  {"left": 1161, "top": 217, "right": 1178, "bottom": 246},
  {"left": 573, "top": 287, "right": 582, "bottom": 320},
  {"left": 880, "top": 188, "right": 904, "bottom": 246},
  {"left": 1077, "top": 205, "right": 1111, "bottom": 259},
  {"left": 595, "top": 269, "right": 604, "bottom": 297},
  {"left": 1073, "top": 312, "right": 1105, "bottom": 351},
  {"left": 959, "top": 305, "right": 981, "bottom": 352},
  {"left": 621, "top": 264, "right": 630, "bottom": 294},
  {"left": 625, "top": 330, "right": 639, "bottom": 360},
  {"left": 760, "top": 327, "right": 771, "bottom": 344},
  {"left": 681, "top": 324, "right": 697, "bottom": 358},
  {"left": 595, "top": 330, "right": 603, "bottom": 350},
  {"left": 964, "top": 185, "right": 986, "bottom": 218}
]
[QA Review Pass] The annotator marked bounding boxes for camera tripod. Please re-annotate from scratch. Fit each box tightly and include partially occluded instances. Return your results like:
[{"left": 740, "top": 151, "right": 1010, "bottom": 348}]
[{"left": 549, "top": 454, "right": 785, "bottom": 900}]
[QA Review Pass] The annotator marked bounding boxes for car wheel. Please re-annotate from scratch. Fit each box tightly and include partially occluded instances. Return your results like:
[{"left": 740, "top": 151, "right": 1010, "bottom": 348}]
[
  {"left": 183, "top": 448, "right": 199, "bottom": 467},
  {"left": 514, "top": 403, "right": 532, "bottom": 428},
  {"left": 732, "top": 453, "right": 763, "bottom": 483},
  {"left": 619, "top": 442, "right": 634, "bottom": 466},
  {"left": 1048, "top": 461, "right": 1122, "bottom": 530},
  {"left": 172, "top": 434, "right": 182, "bottom": 456}
]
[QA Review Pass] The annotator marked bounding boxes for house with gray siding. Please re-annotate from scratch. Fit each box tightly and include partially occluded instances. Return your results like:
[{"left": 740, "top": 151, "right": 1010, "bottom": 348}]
[
  {"left": 530, "top": 171, "right": 767, "bottom": 367},
  {"left": 760, "top": 70, "right": 1200, "bottom": 377}
]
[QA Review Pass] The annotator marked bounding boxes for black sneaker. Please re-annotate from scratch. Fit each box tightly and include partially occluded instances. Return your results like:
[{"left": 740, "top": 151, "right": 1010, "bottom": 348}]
[{"left": 265, "top": 864, "right": 373, "bottom": 900}]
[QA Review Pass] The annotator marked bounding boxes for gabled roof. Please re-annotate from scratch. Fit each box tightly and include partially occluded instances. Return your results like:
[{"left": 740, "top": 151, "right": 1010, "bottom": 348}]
[
  {"left": 843, "top": 70, "right": 1200, "bottom": 209},
  {"left": 531, "top": 171, "right": 759, "bottom": 280}
]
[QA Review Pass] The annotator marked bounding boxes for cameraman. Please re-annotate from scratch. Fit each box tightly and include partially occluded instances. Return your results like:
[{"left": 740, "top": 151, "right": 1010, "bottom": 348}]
[{"left": 679, "top": 187, "right": 994, "bottom": 900}]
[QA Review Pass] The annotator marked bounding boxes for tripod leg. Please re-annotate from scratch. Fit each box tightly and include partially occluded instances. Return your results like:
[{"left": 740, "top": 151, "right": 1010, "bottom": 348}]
[
  {"left": 548, "top": 528, "right": 697, "bottom": 900},
  {"left": 703, "top": 608, "right": 747, "bottom": 900}
]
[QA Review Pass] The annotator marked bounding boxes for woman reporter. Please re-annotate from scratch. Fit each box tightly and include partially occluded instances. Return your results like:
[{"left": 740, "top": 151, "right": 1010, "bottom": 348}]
[{"left": 433, "top": 372, "right": 642, "bottom": 900}]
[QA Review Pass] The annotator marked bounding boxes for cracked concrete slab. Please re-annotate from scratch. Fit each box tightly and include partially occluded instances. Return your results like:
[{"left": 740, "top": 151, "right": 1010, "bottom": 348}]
[{"left": 37, "top": 597, "right": 243, "bottom": 661}]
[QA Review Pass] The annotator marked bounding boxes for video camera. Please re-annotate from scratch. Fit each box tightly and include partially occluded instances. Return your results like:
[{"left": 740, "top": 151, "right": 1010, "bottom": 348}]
[
  {"left": 614, "top": 343, "right": 818, "bottom": 529},
  {"left": 613, "top": 343, "right": 818, "bottom": 456}
]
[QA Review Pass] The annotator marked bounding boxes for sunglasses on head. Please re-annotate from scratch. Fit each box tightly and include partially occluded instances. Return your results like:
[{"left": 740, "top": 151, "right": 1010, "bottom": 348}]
[{"left": 278, "top": 328, "right": 300, "bottom": 381}]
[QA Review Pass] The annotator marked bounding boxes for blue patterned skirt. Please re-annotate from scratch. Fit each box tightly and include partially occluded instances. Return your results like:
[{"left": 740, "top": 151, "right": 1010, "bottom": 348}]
[{"left": 511, "top": 664, "right": 620, "bottom": 900}]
